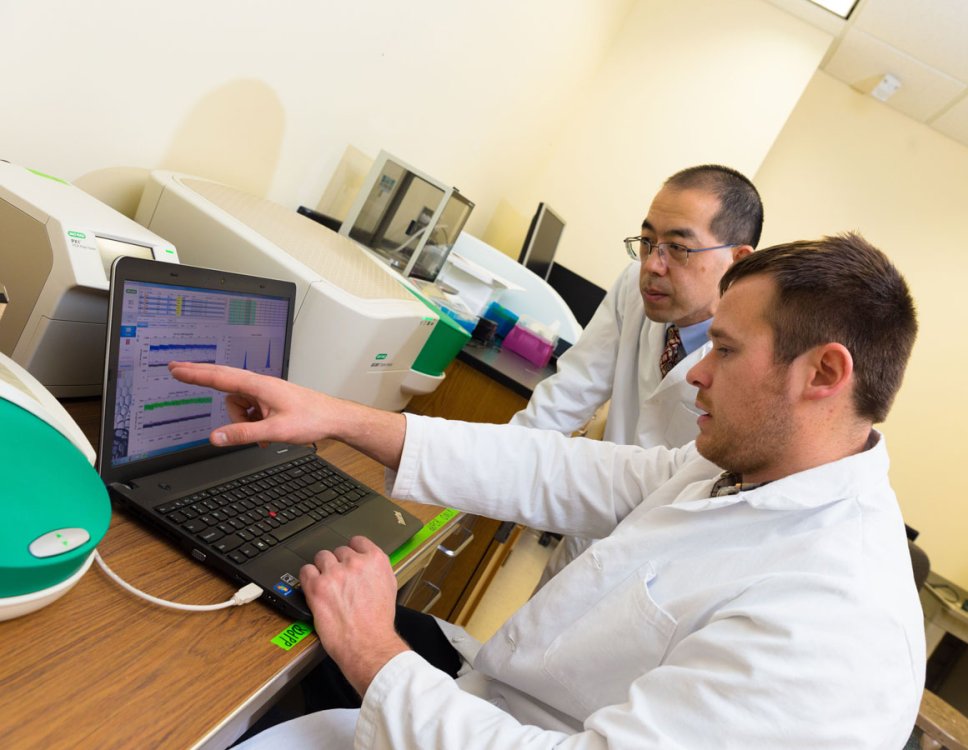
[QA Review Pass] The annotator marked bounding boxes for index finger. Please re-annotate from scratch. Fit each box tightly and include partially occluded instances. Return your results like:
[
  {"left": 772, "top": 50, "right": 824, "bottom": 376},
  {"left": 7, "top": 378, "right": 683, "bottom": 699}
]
[{"left": 168, "top": 362, "right": 269, "bottom": 397}]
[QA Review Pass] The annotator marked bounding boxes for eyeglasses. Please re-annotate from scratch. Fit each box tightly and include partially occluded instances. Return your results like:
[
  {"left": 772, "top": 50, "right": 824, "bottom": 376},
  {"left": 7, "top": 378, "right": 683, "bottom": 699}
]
[{"left": 624, "top": 236, "right": 736, "bottom": 266}]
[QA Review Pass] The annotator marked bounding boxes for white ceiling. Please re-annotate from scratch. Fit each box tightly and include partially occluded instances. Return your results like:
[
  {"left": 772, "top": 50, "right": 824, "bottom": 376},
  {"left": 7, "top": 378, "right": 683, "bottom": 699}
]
[{"left": 766, "top": 0, "right": 968, "bottom": 148}]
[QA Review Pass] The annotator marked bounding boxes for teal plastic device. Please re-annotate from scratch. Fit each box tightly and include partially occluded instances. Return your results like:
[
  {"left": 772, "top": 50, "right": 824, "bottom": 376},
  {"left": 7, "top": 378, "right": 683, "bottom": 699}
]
[
  {"left": 0, "top": 398, "right": 110, "bottom": 600},
  {"left": 404, "top": 284, "right": 472, "bottom": 377}
]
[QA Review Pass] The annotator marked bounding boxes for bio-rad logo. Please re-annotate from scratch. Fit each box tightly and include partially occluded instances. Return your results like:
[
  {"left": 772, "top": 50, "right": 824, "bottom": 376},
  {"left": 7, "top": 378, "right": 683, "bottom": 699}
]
[{"left": 394, "top": 511, "right": 407, "bottom": 526}]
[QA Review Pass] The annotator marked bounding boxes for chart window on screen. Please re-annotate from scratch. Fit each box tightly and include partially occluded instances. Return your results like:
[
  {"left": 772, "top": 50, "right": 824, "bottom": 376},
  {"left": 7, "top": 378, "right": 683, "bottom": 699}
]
[
  {"left": 519, "top": 203, "right": 565, "bottom": 282},
  {"left": 111, "top": 279, "right": 289, "bottom": 466}
]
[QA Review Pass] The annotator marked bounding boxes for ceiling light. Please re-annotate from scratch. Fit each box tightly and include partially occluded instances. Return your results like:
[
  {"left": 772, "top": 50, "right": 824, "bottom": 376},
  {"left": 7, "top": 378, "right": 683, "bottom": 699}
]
[
  {"left": 808, "top": 0, "right": 859, "bottom": 19},
  {"left": 870, "top": 74, "right": 902, "bottom": 102}
]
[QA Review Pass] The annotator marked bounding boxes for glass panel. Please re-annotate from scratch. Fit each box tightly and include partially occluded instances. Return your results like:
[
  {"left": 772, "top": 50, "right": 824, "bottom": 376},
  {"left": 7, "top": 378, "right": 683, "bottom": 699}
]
[{"left": 410, "top": 192, "right": 474, "bottom": 282}]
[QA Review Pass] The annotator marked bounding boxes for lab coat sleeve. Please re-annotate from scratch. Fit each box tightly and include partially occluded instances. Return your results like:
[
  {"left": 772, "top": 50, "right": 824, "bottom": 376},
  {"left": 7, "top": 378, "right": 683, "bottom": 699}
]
[
  {"left": 356, "top": 651, "right": 600, "bottom": 750},
  {"left": 509, "top": 265, "right": 635, "bottom": 434},
  {"left": 391, "top": 413, "right": 691, "bottom": 538},
  {"left": 356, "top": 576, "right": 920, "bottom": 749}
]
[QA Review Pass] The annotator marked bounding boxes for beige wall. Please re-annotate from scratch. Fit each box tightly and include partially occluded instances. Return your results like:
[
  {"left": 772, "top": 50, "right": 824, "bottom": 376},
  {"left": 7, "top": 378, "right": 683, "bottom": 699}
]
[
  {"left": 755, "top": 70, "right": 968, "bottom": 586},
  {"left": 507, "top": 0, "right": 831, "bottom": 289},
  {"left": 0, "top": 0, "right": 635, "bottom": 230},
  {"left": 0, "top": 0, "right": 827, "bottom": 266}
]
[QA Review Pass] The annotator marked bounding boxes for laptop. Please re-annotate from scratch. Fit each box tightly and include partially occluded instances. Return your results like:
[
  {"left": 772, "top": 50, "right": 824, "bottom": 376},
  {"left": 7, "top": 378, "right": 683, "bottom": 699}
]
[{"left": 97, "top": 256, "right": 421, "bottom": 621}]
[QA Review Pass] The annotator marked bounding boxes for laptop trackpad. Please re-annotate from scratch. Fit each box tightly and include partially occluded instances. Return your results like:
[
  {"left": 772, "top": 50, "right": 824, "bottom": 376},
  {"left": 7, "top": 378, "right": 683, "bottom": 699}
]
[
  {"left": 328, "top": 498, "right": 412, "bottom": 549},
  {"left": 286, "top": 525, "right": 352, "bottom": 562}
]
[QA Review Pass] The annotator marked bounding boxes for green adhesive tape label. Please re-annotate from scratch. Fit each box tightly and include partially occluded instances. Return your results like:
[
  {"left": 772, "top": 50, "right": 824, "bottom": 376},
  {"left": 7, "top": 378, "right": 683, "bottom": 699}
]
[
  {"left": 388, "top": 507, "right": 459, "bottom": 567},
  {"left": 272, "top": 620, "right": 313, "bottom": 651},
  {"left": 28, "top": 168, "right": 69, "bottom": 184}
]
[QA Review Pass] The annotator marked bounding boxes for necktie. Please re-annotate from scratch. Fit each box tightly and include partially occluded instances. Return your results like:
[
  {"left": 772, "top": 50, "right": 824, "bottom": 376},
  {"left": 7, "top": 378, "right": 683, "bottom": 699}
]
[
  {"left": 659, "top": 324, "right": 685, "bottom": 378},
  {"left": 710, "top": 471, "right": 743, "bottom": 497},
  {"left": 710, "top": 471, "right": 770, "bottom": 497}
]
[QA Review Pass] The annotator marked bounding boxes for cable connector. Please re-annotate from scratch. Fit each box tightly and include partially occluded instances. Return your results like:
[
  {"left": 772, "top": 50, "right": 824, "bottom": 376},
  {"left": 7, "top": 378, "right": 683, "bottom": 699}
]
[{"left": 232, "top": 582, "right": 265, "bottom": 606}]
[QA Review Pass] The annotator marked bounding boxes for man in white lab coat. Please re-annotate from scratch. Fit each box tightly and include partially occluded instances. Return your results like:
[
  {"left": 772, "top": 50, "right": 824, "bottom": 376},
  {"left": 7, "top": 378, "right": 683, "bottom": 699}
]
[
  {"left": 171, "top": 233, "right": 922, "bottom": 749},
  {"left": 513, "top": 164, "right": 763, "bottom": 583}
]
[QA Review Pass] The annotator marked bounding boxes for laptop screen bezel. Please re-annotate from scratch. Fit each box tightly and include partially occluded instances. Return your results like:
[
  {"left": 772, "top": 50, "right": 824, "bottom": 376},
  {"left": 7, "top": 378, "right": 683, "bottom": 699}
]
[{"left": 96, "top": 256, "right": 297, "bottom": 485}]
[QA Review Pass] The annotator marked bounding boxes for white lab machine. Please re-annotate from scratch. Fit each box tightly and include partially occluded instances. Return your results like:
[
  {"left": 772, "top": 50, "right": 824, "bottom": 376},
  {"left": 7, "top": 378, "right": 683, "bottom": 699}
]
[
  {"left": 136, "top": 171, "right": 452, "bottom": 411},
  {"left": 0, "top": 161, "right": 179, "bottom": 396}
]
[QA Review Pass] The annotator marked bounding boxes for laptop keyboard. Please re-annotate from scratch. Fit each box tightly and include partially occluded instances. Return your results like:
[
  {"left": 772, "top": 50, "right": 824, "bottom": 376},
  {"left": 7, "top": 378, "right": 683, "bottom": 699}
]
[{"left": 153, "top": 454, "right": 366, "bottom": 564}]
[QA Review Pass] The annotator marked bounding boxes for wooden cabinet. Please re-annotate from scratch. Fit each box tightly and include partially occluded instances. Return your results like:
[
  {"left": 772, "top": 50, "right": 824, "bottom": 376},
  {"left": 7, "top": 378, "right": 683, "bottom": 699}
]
[{"left": 407, "top": 356, "right": 531, "bottom": 424}]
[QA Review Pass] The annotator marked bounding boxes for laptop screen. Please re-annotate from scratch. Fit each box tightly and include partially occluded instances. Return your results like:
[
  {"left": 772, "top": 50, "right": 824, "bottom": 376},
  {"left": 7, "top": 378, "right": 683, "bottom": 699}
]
[{"left": 102, "top": 261, "right": 294, "bottom": 477}]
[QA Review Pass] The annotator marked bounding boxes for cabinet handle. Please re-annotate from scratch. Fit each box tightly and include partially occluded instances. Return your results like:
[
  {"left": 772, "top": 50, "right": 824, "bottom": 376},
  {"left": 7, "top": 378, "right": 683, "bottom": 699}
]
[
  {"left": 417, "top": 581, "right": 442, "bottom": 613},
  {"left": 437, "top": 527, "right": 474, "bottom": 558}
]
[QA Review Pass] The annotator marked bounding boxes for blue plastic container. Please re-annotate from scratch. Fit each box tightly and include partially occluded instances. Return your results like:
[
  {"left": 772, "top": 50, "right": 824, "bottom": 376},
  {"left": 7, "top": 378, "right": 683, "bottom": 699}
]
[{"left": 482, "top": 301, "right": 519, "bottom": 339}]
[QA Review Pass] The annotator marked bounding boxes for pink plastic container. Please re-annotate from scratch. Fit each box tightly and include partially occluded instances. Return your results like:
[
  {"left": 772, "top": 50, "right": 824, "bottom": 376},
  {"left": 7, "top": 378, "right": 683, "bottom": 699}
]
[{"left": 503, "top": 324, "right": 555, "bottom": 368}]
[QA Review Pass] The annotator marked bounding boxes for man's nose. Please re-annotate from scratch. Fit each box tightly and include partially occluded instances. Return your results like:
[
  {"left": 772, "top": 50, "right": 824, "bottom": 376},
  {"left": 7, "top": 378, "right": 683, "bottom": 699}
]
[
  {"left": 642, "top": 247, "right": 668, "bottom": 274},
  {"left": 687, "top": 350, "right": 712, "bottom": 387}
]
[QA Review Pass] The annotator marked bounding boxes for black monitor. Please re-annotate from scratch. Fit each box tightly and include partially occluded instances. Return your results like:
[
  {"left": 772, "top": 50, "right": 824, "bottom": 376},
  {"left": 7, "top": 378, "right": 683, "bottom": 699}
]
[
  {"left": 518, "top": 203, "right": 565, "bottom": 282},
  {"left": 547, "top": 263, "right": 606, "bottom": 329}
]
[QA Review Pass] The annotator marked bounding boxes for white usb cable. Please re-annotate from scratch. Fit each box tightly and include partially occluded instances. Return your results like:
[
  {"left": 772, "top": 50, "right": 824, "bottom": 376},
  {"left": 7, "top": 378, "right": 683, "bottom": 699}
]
[{"left": 94, "top": 549, "right": 263, "bottom": 611}]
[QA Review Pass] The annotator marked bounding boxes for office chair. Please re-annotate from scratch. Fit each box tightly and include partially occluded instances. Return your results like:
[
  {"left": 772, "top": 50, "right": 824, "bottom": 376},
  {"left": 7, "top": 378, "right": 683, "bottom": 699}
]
[
  {"left": 912, "top": 542, "right": 931, "bottom": 592},
  {"left": 906, "top": 541, "right": 968, "bottom": 750}
]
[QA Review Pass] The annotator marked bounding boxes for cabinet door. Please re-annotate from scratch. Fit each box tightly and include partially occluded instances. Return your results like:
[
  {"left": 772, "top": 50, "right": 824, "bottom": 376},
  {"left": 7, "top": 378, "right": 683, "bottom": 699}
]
[{"left": 401, "top": 514, "right": 509, "bottom": 622}]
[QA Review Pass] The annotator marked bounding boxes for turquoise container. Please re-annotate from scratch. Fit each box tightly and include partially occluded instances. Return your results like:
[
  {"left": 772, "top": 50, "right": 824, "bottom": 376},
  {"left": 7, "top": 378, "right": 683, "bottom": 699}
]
[{"left": 483, "top": 301, "right": 519, "bottom": 339}]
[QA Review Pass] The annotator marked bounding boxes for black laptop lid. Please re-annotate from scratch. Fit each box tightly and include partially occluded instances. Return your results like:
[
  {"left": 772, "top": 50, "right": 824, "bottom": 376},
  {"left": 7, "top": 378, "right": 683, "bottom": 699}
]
[{"left": 98, "top": 257, "right": 297, "bottom": 484}]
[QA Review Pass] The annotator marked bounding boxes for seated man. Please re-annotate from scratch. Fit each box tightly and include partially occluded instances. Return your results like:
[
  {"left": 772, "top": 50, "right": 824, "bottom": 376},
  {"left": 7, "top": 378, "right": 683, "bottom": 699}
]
[
  {"left": 172, "top": 233, "right": 923, "bottom": 749},
  {"left": 513, "top": 164, "right": 761, "bottom": 446},
  {"left": 512, "top": 164, "right": 761, "bottom": 581}
]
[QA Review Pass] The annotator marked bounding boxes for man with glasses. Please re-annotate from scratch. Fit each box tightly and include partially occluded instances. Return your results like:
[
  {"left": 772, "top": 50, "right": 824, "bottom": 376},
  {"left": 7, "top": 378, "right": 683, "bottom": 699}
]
[{"left": 512, "top": 164, "right": 763, "bottom": 583}]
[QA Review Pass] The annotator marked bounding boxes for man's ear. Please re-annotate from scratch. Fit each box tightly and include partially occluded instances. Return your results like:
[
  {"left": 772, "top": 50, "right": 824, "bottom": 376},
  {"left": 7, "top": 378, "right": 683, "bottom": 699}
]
[
  {"left": 801, "top": 343, "right": 854, "bottom": 402},
  {"left": 731, "top": 244, "right": 754, "bottom": 262}
]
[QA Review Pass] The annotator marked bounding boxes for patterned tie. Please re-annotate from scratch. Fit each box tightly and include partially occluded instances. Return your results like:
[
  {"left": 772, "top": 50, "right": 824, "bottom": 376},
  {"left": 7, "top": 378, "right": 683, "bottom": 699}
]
[
  {"left": 710, "top": 471, "right": 743, "bottom": 497},
  {"left": 659, "top": 324, "right": 685, "bottom": 378},
  {"left": 710, "top": 471, "right": 770, "bottom": 497}
]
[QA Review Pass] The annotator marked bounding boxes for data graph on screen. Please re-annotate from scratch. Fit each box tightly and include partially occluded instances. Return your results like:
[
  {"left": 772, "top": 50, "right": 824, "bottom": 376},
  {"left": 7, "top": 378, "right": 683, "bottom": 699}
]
[
  {"left": 147, "top": 343, "right": 217, "bottom": 368},
  {"left": 111, "top": 279, "right": 290, "bottom": 466},
  {"left": 140, "top": 396, "right": 214, "bottom": 429}
]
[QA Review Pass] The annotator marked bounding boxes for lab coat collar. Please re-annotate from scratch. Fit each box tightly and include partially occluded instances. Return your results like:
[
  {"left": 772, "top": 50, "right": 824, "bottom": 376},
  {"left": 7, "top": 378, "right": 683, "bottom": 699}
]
[{"left": 677, "top": 431, "right": 888, "bottom": 513}]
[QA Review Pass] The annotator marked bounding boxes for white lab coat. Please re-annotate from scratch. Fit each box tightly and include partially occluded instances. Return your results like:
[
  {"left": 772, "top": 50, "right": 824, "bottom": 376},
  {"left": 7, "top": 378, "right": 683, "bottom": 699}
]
[
  {"left": 512, "top": 263, "right": 709, "bottom": 582},
  {"left": 510, "top": 263, "right": 707, "bottom": 449},
  {"left": 239, "top": 419, "right": 923, "bottom": 749},
  {"left": 358, "top": 418, "right": 922, "bottom": 749}
]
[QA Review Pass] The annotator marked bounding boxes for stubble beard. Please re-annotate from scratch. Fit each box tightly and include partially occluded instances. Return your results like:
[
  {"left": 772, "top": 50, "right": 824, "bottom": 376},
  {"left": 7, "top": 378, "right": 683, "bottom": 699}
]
[{"left": 695, "top": 373, "right": 794, "bottom": 479}]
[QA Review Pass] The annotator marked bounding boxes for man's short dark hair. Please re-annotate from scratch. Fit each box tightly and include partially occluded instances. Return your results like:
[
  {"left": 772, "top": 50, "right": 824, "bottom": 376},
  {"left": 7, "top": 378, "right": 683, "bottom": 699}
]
[
  {"left": 665, "top": 165, "right": 764, "bottom": 248},
  {"left": 720, "top": 232, "right": 917, "bottom": 423}
]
